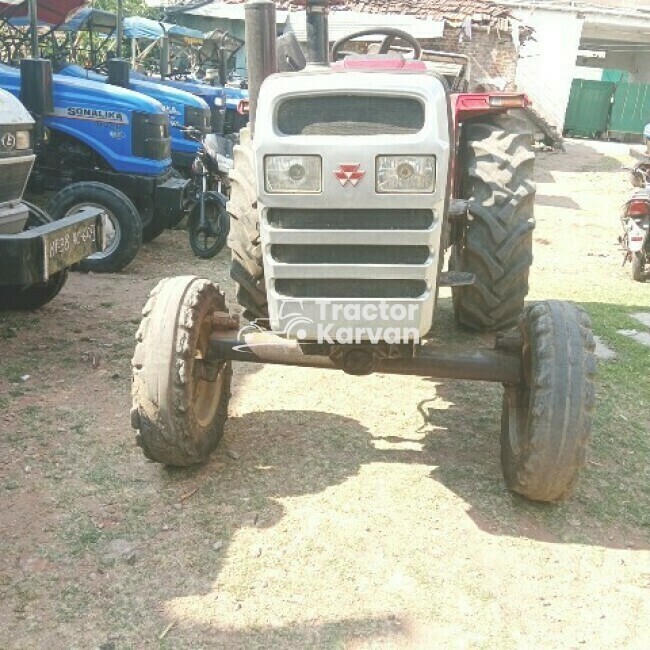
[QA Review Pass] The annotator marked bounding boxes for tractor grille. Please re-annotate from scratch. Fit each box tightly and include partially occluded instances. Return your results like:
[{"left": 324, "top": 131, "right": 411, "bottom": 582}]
[
  {"left": 277, "top": 95, "right": 425, "bottom": 136},
  {"left": 0, "top": 157, "right": 33, "bottom": 204},
  {"left": 264, "top": 208, "right": 435, "bottom": 301}
]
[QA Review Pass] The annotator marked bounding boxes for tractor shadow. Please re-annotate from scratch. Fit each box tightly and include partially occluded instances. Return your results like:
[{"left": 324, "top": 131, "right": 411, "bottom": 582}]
[{"left": 535, "top": 141, "right": 624, "bottom": 183}]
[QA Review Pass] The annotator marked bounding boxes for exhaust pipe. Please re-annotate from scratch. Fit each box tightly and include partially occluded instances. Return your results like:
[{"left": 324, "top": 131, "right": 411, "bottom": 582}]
[
  {"left": 306, "top": 0, "right": 329, "bottom": 65},
  {"left": 108, "top": 0, "right": 131, "bottom": 88},
  {"left": 245, "top": 0, "right": 277, "bottom": 133}
]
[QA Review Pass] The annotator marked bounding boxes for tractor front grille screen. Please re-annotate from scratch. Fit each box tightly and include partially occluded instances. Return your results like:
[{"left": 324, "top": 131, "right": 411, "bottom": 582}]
[
  {"left": 276, "top": 95, "right": 425, "bottom": 136},
  {"left": 267, "top": 208, "right": 434, "bottom": 301},
  {"left": 0, "top": 158, "right": 32, "bottom": 204}
]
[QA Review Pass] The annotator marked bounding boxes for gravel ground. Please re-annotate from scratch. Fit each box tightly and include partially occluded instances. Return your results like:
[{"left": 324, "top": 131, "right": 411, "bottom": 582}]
[{"left": 0, "top": 139, "right": 649, "bottom": 649}]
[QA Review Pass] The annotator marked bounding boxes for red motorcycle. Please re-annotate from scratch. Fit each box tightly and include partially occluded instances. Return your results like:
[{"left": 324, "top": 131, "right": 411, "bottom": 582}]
[{"left": 621, "top": 163, "right": 650, "bottom": 281}]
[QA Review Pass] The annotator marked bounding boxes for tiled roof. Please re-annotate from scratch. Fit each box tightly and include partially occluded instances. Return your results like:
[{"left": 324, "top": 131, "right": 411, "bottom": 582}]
[{"left": 210, "top": 1, "right": 514, "bottom": 25}]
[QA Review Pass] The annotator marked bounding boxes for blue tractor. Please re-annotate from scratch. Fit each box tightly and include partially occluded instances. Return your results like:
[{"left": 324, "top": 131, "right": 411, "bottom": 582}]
[
  {"left": 0, "top": 0, "right": 190, "bottom": 270},
  {"left": 41, "top": 7, "right": 219, "bottom": 175},
  {"left": 0, "top": 62, "right": 187, "bottom": 266},
  {"left": 121, "top": 15, "right": 248, "bottom": 136}
]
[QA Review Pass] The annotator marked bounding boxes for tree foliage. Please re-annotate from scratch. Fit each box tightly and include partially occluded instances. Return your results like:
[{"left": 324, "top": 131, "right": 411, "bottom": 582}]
[{"left": 91, "top": 0, "right": 157, "bottom": 20}]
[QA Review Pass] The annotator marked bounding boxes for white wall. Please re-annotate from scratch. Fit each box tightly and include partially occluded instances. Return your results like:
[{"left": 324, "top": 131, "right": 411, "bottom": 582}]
[
  {"left": 579, "top": 50, "right": 650, "bottom": 83},
  {"left": 513, "top": 9, "right": 584, "bottom": 132},
  {"left": 574, "top": 65, "right": 603, "bottom": 80}
]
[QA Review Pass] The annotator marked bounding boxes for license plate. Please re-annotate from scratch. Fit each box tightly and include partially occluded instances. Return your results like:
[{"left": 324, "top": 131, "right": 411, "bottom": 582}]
[{"left": 41, "top": 208, "right": 105, "bottom": 278}]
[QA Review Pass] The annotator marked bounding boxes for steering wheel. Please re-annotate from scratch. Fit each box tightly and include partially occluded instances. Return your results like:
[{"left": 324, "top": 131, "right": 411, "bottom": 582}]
[{"left": 331, "top": 28, "right": 422, "bottom": 62}]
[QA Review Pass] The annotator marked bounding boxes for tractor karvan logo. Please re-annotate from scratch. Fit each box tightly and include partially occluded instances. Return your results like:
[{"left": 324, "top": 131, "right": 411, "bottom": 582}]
[
  {"left": 54, "top": 107, "right": 129, "bottom": 124},
  {"left": 335, "top": 163, "right": 365, "bottom": 187}
]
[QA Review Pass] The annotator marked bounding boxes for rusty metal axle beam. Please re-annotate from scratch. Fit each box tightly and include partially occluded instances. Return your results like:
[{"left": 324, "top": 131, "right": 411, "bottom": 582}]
[{"left": 209, "top": 331, "right": 522, "bottom": 384}]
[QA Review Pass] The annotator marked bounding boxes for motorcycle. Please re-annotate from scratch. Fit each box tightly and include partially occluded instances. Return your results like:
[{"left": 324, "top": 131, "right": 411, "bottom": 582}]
[
  {"left": 620, "top": 164, "right": 650, "bottom": 282},
  {"left": 185, "top": 129, "right": 233, "bottom": 259}
]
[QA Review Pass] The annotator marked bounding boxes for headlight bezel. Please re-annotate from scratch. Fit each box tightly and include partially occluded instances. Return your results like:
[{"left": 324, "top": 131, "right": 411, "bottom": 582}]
[
  {"left": 264, "top": 154, "right": 322, "bottom": 194},
  {"left": 375, "top": 155, "right": 436, "bottom": 194}
]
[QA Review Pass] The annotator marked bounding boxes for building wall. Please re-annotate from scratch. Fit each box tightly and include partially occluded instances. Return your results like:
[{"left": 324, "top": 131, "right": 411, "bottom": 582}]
[
  {"left": 579, "top": 50, "right": 650, "bottom": 84},
  {"left": 421, "top": 26, "right": 519, "bottom": 90},
  {"left": 511, "top": 9, "right": 584, "bottom": 133}
]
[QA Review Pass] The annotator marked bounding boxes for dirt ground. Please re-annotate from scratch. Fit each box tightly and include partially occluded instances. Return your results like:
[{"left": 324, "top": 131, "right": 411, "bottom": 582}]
[{"left": 1, "top": 139, "right": 649, "bottom": 649}]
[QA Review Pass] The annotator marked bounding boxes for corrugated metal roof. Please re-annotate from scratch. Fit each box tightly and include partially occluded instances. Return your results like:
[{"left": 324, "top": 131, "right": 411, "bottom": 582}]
[
  {"left": 157, "top": 1, "right": 515, "bottom": 26},
  {"left": 182, "top": 4, "right": 445, "bottom": 39}
]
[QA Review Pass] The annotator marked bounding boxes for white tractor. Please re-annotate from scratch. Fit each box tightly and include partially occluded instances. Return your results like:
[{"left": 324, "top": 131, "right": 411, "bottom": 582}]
[{"left": 131, "top": 1, "right": 596, "bottom": 502}]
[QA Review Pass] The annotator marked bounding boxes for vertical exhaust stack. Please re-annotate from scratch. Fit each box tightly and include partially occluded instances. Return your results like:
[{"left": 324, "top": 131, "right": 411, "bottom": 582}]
[
  {"left": 306, "top": 0, "right": 329, "bottom": 65},
  {"left": 245, "top": 0, "right": 277, "bottom": 133},
  {"left": 21, "top": 0, "right": 54, "bottom": 145},
  {"left": 160, "top": 35, "right": 170, "bottom": 78},
  {"left": 108, "top": 0, "right": 131, "bottom": 88}
]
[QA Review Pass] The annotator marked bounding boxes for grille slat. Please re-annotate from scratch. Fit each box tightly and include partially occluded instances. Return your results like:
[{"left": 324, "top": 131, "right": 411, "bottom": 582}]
[
  {"left": 267, "top": 208, "right": 434, "bottom": 231},
  {"left": 271, "top": 244, "right": 430, "bottom": 265},
  {"left": 277, "top": 95, "right": 424, "bottom": 136},
  {"left": 275, "top": 279, "right": 426, "bottom": 299}
]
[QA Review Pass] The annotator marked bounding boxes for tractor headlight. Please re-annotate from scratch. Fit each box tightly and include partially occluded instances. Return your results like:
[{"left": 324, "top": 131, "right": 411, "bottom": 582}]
[
  {"left": 376, "top": 155, "right": 436, "bottom": 193},
  {"left": 214, "top": 96, "right": 225, "bottom": 107},
  {"left": 265, "top": 155, "right": 321, "bottom": 193},
  {"left": 15, "top": 130, "right": 31, "bottom": 150}
]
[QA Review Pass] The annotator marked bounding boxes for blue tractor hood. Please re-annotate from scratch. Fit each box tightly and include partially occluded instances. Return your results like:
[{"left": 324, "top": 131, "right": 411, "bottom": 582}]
[
  {"left": 58, "top": 63, "right": 210, "bottom": 161},
  {"left": 0, "top": 62, "right": 171, "bottom": 176},
  {"left": 130, "top": 70, "right": 225, "bottom": 109}
]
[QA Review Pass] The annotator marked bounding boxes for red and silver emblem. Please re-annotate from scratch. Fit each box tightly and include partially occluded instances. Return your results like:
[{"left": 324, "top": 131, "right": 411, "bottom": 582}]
[{"left": 334, "top": 163, "right": 365, "bottom": 187}]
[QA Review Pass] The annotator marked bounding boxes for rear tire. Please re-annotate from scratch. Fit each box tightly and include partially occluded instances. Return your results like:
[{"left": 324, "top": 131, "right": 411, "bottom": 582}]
[
  {"left": 226, "top": 128, "right": 269, "bottom": 324},
  {"left": 451, "top": 113, "right": 536, "bottom": 331},
  {"left": 500, "top": 301, "right": 596, "bottom": 502},
  {"left": 632, "top": 252, "right": 645, "bottom": 282},
  {"left": 0, "top": 202, "right": 68, "bottom": 310},
  {"left": 131, "top": 276, "right": 232, "bottom": 466},
  {"left": 49, "top": 182, "right": 141, "bottom": 273}
]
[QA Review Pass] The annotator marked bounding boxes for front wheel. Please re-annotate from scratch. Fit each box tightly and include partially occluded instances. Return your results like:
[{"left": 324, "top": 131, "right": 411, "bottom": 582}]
[
  {"left": 0, "top": 202, "right": 68, "bottom": 310},
  {"left": 131, "top": 276, "right": 232, "bottom": 466},
  {"left": 500, "top": 301, "right": 596, "bottom": 502},
  {"left": 188, "top": 194, "right": 230, "bottom": 259},
  {"left": 49, "top": 182, "right": 141, "bottom": 273}
]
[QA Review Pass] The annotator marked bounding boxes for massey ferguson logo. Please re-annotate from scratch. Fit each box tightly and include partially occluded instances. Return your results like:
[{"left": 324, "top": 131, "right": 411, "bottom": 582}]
[{"left": 334, "top": 163, "right": 365, "bottom": 187}]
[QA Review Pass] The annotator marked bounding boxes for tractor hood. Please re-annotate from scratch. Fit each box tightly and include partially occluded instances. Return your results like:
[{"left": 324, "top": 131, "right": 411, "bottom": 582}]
[
  {"left": 129, "top": 70, "right": 226, "bottom": 108},
  {"left": 59, "top": 64, "right": 209, "bottom": 113},
  {"left": 0, "top": 62, "right": 166, "bottom": 117},
  {"left": 0, "top": 87, "right": 33, "bottom": 125}
]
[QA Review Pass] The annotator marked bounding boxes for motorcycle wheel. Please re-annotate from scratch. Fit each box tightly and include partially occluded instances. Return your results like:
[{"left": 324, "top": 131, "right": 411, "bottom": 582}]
[
  {"left": 632, "top": 252, "right": 646, "bottom": 282},
  {"left": 188, "top": 196, "right": 230, "bottom": 259}
]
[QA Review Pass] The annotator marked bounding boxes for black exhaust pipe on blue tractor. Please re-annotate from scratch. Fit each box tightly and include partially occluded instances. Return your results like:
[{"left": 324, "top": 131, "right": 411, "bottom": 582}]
[
  {"left": 107, "top": 0, "right": 131, "bottom": 88},
  {"left": 20, "top": 0, "right": 54, "bottom": 145},
  {"left": 245, "top": 0, "right": 329, "bottom": 132}
]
